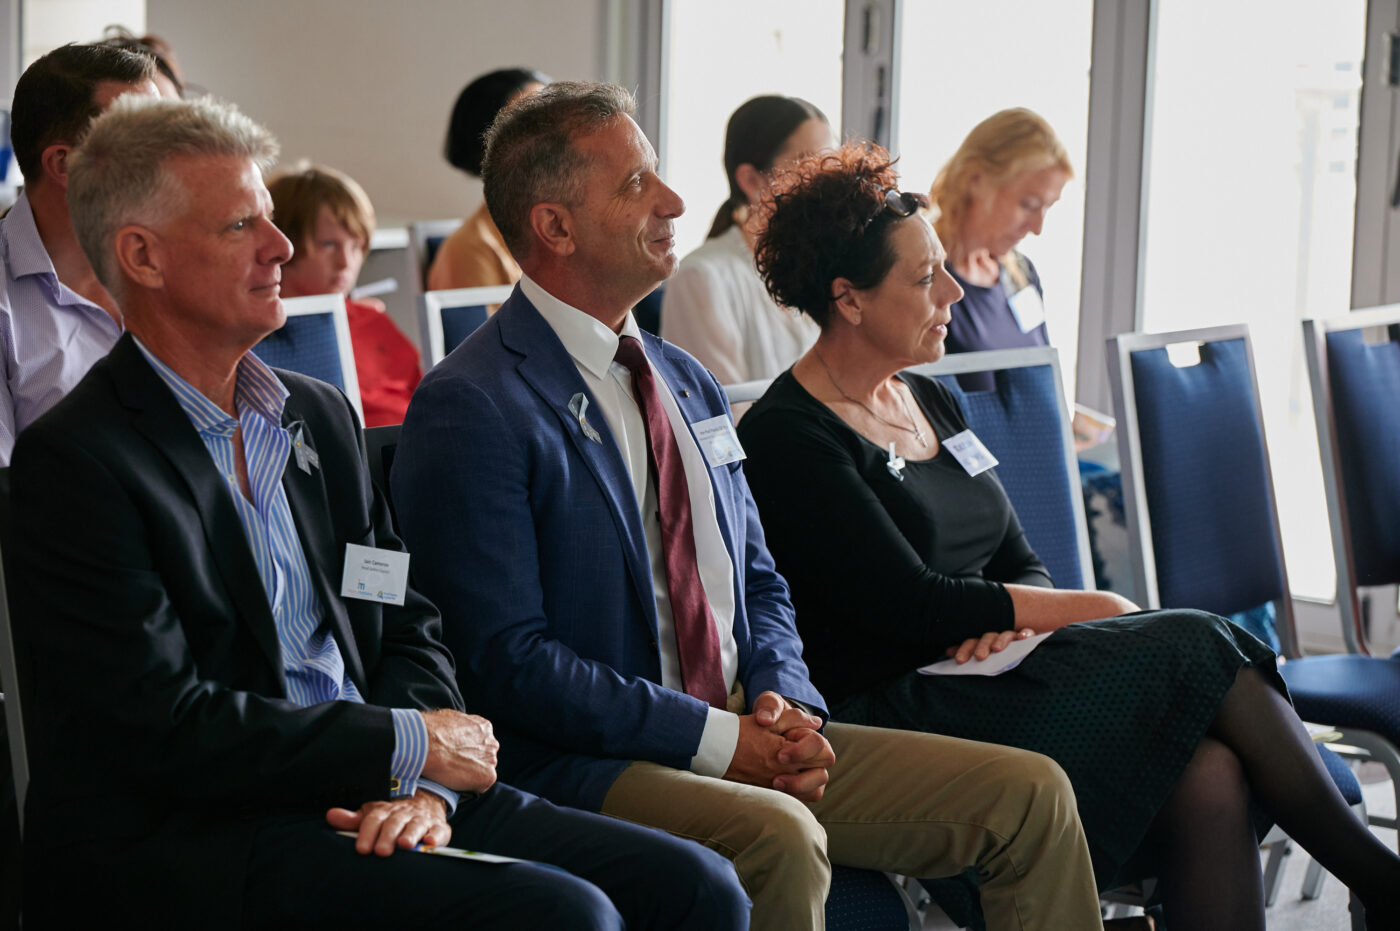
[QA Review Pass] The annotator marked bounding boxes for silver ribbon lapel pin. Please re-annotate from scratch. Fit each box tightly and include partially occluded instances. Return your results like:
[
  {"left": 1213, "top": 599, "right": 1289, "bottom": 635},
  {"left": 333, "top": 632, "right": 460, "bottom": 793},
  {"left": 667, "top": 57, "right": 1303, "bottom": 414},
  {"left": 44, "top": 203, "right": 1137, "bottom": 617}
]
[
  {"left": 568, "top": 393, "right": 602, "bottom": 443},
  {"left": 290, "top": 423, "right": 320, "bottom": 474}
]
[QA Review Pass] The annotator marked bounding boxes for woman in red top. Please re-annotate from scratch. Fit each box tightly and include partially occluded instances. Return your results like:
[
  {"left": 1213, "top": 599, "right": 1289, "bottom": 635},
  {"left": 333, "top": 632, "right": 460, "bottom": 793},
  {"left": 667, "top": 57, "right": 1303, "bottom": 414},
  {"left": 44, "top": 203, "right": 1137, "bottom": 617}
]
[{"left": 269, "top": 164, "right": 422, "bottom": 426}]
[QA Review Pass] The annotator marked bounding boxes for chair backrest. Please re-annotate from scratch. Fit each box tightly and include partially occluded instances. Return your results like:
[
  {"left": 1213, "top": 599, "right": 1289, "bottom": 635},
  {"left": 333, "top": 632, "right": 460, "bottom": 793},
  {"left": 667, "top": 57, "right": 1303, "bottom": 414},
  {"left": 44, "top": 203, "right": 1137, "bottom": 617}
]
[
  {"left": 634, "top": 284, "right": 664, "bottom": 336},
  {"left": 251, "top": 293, "right": 364, "bottom": 422},
  {"left": 911, "top": 347, "right": 1092, "bottom": 591},
  {"left": 1108, "top": 324, "right": 1299, "bottom": 656},
  {"left": 408, "top": 219, "right": 464, "bottom": 291},
  {"left": 418, "top": 285, "right": 513, "bottom": 370},
  {"left": 0, "top": 468, "right": 25, "bottom": 832},
  {"left": 1302, "top": 303, "right": 1400, "bottom": 654},
  {"left": 723, "top": 346, "right": 1092, "bottom": 590}
]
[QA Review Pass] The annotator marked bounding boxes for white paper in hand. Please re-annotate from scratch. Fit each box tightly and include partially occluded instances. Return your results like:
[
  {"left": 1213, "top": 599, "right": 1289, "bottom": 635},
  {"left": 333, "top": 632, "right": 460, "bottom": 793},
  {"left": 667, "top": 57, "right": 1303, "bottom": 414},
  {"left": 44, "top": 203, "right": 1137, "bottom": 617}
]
[{"left": 917, "top": 632, "right": 1052, "bottom": 677}]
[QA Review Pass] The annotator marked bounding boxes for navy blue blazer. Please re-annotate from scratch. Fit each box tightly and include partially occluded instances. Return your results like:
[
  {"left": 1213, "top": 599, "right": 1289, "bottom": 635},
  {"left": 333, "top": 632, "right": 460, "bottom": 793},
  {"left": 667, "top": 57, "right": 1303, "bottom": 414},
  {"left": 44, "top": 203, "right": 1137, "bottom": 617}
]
[{"left": 394, "top": 287, "right": 827, "bottom": 810}]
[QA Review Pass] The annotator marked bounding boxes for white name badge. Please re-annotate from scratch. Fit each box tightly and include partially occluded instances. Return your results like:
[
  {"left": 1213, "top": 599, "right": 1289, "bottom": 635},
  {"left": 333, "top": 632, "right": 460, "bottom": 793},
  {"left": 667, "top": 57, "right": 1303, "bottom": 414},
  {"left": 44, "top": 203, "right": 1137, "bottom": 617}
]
[
  {"left": 340, "top": 543, "right": 410, "bottom": 606},
  {"left": 943, "top": 429, "right": 999, "bottom": 477},
  {"left": 1008, "top": 285, "right": 1046, "bottom": 334},
  {"left": 692, "top": 413, "right": 747, "bottom": 467}
]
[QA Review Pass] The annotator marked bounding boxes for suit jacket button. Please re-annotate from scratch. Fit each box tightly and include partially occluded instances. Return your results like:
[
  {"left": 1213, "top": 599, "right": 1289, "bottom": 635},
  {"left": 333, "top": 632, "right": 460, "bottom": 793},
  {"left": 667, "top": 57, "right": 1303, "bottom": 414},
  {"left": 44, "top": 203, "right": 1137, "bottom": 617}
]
[{"left": 681, "top": 389, "right": 690, "bottom": 397}]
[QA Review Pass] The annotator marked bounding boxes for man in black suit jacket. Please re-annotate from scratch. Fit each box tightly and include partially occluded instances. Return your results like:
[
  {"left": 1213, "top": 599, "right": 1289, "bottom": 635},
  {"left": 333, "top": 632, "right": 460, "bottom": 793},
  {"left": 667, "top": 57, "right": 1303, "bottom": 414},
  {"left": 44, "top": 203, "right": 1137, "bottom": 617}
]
[{"left": 11, "top": 95, "right": 748, "bottom": 930}]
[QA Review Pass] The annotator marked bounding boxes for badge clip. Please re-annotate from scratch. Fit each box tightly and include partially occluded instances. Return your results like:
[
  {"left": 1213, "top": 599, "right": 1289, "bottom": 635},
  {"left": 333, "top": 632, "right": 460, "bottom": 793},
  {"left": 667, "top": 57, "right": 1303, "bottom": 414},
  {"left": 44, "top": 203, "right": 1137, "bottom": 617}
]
[{"left": 886, "top": 442, "right": 906, "bottom": 482}]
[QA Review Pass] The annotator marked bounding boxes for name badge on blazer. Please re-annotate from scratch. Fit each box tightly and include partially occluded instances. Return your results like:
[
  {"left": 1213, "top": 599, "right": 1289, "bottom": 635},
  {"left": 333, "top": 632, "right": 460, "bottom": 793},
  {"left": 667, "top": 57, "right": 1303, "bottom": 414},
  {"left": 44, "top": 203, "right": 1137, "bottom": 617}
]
[
  {"left": 691, "top": 413, "right": 746, "bottom": 467},
  {"left": 340, "top": 543, "right": 410, "bottom": 606}
]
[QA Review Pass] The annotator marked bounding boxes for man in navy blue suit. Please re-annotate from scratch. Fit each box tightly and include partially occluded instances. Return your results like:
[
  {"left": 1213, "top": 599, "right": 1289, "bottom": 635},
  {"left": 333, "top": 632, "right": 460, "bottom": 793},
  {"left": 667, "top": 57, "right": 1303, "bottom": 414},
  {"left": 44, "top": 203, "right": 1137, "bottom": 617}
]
[{"left": 393, "top": 81, "right": 1103, "bottom": 931}]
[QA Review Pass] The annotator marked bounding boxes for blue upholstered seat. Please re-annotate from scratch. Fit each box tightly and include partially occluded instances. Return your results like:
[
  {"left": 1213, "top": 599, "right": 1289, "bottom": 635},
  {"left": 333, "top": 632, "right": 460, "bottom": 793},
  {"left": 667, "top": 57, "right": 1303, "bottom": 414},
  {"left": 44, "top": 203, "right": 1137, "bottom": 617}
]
[
  {"left": 933, "top": 359, "right": 1087, "bottom": 590},
  {"left": 253, "top": 312, "right": 348, "bottom": 392},
  {"left": 440, "top": 304, "right": 489, "bottom": 354},
  {"left": 417, "top": 286, "right": 513, "bottom": 370},
  {"left": 824, "top": 866, "right": 918, "bottom": 930},
  {"left": 1280, "top": 654, "right": 1400, "bottom": 741}
]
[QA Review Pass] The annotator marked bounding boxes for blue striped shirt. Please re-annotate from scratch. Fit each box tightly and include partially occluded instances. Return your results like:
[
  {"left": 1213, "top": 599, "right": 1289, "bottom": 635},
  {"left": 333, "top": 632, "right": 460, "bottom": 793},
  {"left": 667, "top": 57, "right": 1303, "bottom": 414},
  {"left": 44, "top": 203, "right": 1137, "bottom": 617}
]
[{"left": 135, "top": 339, "right": 454, "bottom": 812}]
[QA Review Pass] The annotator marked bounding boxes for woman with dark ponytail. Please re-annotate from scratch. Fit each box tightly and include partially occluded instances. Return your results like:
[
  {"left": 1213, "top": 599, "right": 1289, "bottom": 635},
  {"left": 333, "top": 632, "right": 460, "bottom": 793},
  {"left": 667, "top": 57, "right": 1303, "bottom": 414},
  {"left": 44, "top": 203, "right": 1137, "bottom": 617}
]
[{"left": 661, "top": 95, "right": 832, "bottom": 388}]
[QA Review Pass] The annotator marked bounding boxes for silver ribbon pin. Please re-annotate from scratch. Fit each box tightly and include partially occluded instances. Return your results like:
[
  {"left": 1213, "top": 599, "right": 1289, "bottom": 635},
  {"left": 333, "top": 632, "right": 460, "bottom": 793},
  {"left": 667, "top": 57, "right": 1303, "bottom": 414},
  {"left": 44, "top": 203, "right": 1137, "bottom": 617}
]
[
  {"left": 886, "top": 442, "right": 905, "bottom": 482},
  {"left": 291, "top": 423, "right": 320, "bottom": 474},
  {"left": 568, "top": 393, "right": 602, "bottom": 443}
]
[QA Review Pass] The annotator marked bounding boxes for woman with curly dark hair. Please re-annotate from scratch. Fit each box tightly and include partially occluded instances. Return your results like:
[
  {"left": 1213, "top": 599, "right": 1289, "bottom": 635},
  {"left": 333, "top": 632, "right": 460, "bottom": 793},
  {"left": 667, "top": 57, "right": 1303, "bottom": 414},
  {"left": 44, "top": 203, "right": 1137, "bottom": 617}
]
[{"left": 738, "top": 142, "right": 1400, "bottom": 930}]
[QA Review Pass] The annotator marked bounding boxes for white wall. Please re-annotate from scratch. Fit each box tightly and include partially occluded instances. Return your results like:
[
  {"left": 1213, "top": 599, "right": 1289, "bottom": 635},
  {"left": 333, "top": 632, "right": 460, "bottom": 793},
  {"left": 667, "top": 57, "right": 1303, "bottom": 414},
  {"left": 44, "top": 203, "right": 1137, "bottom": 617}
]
[{"left": 147, "top": 0, "right": 609, "bottom": 224}]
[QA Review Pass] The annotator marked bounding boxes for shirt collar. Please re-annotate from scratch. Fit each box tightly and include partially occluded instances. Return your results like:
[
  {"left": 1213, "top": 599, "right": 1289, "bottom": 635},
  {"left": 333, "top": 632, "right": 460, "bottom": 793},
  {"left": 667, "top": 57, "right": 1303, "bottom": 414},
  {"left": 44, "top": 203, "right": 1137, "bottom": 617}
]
[
  {"left": 518, "top": 273, "right": 645, "bottom": 380},
  {"left": 134, "top": 336, "right": 290, "bottom": 438},
  {"left": 2, "top": 192, "right": 60, "bottom": 281}
]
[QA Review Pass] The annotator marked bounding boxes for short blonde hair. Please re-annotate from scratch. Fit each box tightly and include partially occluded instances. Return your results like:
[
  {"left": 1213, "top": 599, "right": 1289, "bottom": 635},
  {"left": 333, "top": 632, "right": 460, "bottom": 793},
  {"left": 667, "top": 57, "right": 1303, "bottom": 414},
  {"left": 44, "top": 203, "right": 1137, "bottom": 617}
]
[
  {"left": 68, "top": 95, "right": 279, "bottom": 290},
  {"left": 928, "top": 108, "right": 1072, "bottom": 243},
  {"left": 268, "top": 163, "right": 376, "bottom": 257}
]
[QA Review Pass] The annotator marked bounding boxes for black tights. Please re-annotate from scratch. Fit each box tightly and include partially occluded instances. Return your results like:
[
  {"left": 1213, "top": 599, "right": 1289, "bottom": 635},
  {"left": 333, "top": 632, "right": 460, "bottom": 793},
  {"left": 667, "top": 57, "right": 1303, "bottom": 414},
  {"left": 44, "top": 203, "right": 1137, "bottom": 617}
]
[{"left": 1135, "top": 667, "right": 1400, "bottom": 929}]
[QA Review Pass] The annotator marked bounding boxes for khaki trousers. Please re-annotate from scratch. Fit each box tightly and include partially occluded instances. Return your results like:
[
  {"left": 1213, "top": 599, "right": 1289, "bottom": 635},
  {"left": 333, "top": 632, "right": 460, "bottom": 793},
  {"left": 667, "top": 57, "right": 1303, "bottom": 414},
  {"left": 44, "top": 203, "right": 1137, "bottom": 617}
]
[{"left": 601, "top": 721, "right": 1103, "bottom": 931}]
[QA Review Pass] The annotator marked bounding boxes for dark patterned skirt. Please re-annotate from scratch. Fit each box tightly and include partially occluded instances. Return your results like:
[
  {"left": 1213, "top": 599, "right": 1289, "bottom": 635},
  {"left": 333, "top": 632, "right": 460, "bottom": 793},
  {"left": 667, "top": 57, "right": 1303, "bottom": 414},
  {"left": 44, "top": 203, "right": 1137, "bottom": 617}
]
[{"left": 830, "top": 609, "right": 1285, "bottom": 890}]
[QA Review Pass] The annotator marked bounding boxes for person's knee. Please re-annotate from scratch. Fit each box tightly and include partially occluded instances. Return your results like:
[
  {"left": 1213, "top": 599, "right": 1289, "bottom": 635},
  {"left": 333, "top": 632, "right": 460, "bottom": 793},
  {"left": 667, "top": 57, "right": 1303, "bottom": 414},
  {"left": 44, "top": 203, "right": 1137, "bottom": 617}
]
[
  {"left": 504, "top": 869, "right": 625, "bottom": 931},
  {"left": 996, "top": 747, "right": 1079, "bottom": 829},
  {"left": 1172, "top": 737, "right": 1251, "bottom": 820},
  {"left": 750, "top": 791, "right": 826, "bottom": 864},
  {"left": 654, "top": 840, "right": 751, "bottom": 928}
]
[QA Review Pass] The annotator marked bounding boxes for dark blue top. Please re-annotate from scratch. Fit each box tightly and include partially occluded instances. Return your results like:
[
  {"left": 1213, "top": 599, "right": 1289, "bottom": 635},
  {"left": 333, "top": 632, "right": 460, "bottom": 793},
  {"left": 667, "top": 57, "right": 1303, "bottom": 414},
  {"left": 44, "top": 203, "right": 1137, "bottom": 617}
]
[{"left": 946, "top": 253, "right": 1049, "bottom": 391}]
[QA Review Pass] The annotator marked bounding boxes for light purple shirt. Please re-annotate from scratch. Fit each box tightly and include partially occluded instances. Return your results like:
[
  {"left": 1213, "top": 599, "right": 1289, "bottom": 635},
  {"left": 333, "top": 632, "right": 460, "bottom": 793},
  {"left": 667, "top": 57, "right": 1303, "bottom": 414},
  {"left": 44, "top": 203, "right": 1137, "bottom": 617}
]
[{"left": 0, "top": 191, "right": 123, "bottom": 465}]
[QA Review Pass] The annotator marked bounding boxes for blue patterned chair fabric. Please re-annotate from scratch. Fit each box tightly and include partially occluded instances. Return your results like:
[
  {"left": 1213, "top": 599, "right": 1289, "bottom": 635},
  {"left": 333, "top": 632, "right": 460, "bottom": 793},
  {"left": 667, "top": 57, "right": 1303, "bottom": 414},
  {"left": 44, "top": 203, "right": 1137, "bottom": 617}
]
[
  {"left": 935, "top": 364, "right": 1085, "bottom": 590},
  {"left": 252, "top": 314, "right": 347, "bottom": 392},
  {"left": 440, "top": 305, "right": 490, "bottom": 357},
  {"left": 1323, "top": 326, "right": 1400, "bottom": 586},
  {"left": 824, "top": 866, "right": 914, "bottom": 930},
  {"left": 1128, "top": 338, "right": 1285, "bottom": 617}
]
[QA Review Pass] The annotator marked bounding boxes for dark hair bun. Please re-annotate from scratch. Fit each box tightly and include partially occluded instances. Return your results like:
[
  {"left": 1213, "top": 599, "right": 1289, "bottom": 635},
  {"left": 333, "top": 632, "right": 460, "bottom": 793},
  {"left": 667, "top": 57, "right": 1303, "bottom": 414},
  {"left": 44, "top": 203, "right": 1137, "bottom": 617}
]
[{"left": 755, "top": 142, "right": 926, "bottom": 327}]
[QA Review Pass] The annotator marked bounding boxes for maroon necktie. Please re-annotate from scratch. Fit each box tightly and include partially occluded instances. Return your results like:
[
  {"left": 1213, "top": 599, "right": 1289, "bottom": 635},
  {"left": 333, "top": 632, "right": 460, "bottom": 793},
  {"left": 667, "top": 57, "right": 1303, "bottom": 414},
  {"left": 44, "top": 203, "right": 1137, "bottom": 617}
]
[{"left": 613, "top": 335, "right": 727, "bottom": 709}]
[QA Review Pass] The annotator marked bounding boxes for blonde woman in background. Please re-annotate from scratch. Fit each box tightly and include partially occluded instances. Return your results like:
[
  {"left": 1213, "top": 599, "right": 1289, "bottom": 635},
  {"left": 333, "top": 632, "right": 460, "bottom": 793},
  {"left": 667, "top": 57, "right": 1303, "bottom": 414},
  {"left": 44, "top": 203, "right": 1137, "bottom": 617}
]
[{"left": 930, "top": 108, "right": 1070, "bottom": 390}]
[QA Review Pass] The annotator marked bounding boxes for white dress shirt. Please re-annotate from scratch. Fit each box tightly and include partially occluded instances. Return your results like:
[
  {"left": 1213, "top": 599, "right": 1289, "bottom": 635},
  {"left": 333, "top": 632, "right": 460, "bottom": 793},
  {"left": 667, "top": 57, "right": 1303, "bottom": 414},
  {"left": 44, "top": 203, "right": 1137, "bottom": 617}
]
[
  {"left": 660, "top": 226, "right": 819, "bottom": 387},
  {"left": 521, "top": 274, "right": 741, "bottom": 776}
]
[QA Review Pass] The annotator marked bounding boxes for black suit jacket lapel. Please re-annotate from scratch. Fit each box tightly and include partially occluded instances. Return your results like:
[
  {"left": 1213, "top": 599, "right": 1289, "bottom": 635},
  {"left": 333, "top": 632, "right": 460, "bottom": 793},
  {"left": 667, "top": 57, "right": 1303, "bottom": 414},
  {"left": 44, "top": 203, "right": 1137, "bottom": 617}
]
[
  {"left": 111, "top": 336, "right": 285, "bottom": 681},
  {"left": 280, "top": 403, "right": 370, "bottom": 694}
]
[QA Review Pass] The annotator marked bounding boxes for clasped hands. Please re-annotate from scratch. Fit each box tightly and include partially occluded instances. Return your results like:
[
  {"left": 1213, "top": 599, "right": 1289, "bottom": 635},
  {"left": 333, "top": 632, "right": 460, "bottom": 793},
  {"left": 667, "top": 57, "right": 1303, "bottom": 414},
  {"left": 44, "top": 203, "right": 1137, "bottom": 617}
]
[
  {"left": 723, "top": 690, "right": 834, "bottom": 803},
  {"left": 325, "top": 708, "right": 499, "bottom": 857}
]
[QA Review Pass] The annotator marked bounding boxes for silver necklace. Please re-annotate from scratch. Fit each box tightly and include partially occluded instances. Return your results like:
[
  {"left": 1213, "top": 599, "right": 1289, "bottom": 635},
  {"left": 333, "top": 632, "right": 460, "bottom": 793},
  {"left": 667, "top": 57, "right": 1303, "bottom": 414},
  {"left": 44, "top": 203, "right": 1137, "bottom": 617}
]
[{"left": 813, "top": 348, "right": 927, "bottom": 445}]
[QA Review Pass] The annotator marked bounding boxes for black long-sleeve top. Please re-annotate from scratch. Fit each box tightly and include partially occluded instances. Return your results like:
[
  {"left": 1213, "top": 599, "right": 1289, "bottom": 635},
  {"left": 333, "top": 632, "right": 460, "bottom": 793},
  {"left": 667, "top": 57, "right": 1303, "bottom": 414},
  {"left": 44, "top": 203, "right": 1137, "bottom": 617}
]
[{"left": 739, "top": 370, "right": 1051, "bottom": 704}]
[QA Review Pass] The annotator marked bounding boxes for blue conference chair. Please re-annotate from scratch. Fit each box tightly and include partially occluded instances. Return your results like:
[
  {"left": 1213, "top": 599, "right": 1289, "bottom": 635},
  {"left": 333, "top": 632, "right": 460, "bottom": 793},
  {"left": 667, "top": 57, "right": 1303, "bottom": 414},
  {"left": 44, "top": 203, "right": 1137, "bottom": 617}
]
[
  {"left": 910, "top": 346, "right": 1093, "bottom": 591},
  {"left": 407, "top": 218, "right": 463, "bottom": 292},
  {"left": 370, "top": 421, "right": 922, "bottom": 929},
  {"left": 251, "top": 292, "right": 364, "bottom": 423},
  {"left": 1303, "top": 304, "right": 1400, "bottom": 657},
  {"left": 417, "top": 285, "right": 513, "bottom": 372},
  {"left": 1108, "top": 324, "right": 1395, "bottom": 861}
]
